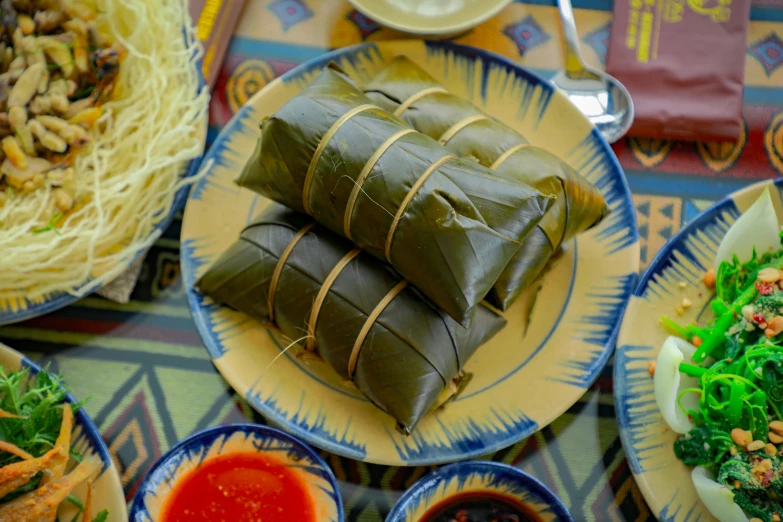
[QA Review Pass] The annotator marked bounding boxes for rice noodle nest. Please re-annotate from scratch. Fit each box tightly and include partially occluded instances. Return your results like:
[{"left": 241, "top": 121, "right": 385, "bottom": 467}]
[{"left": 0, "top": 0, "right": 209, "bottom": 301}]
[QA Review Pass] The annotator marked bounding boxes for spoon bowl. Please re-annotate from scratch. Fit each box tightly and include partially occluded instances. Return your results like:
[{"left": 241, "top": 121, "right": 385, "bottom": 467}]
[{"left": 552, "top": 0, "right": 634, "bottom": 143}]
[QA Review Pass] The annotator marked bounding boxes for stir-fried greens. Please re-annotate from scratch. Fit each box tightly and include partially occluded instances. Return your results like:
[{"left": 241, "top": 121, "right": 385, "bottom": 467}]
[
  {"left": 0, "top": 365, "right": 107, "bottom": 522},
  {"left": 662, "top": 238, "right": 783, "bottom": 522}
]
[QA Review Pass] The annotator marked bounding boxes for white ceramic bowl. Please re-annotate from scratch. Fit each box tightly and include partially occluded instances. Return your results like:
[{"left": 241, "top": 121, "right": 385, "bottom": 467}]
[{"left": 347, "top": 0, "right": 513, "bottom": 36}]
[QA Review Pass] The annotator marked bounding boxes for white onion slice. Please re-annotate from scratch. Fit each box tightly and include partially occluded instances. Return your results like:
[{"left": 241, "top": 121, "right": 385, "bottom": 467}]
[
  {"left": 715, "top": 188, "right": 780, "bottom": 268},
  {"left": 654, "top": 336, "right": 700, "bottom": 434},
  {"left": 692, "top": 466, "right": 749, "bottom": 522}
]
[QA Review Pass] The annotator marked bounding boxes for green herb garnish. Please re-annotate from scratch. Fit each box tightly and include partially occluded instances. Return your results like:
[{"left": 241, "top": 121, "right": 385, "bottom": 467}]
[
  {"left": 32, "top": 212, "right": 63, "bottom": 235},
  {"left": 0, "top": 367, "right": 78, "bottom": 469}
]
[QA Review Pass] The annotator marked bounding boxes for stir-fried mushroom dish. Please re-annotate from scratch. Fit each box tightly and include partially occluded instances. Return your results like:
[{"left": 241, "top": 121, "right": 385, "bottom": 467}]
[{"left": 0, "top": 0, "right": 120, "bottom": 215}]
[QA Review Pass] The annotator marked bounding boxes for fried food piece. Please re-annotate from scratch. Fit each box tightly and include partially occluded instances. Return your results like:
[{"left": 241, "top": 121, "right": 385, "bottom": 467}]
[
  {"left": 0, "top": 455, "right": 100, "bottom": 521},
  {"left": 0, "top": 446, "right": 62, "bottom": 500},
  {"left": 0, "top": 408, "right": 26, "bottom": 420},
  {"left": 39, "top": 405, "right": 72, "bottom": 487},
  {"left": 81, "top": 481, "right": 92, "bottom": 522},
  {"left": 0, "top": 441, "right": 34, "bottom": 461}
]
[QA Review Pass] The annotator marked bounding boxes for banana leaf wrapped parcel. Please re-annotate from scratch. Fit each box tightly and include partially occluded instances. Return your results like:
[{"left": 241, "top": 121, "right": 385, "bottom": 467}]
[
  {"left": 236, "top": 64, "right": 554, "bottom": 326},
  {"left": 196, "top": 204, "right": 506, "bottom": 433},
  {"left": 364, "top": 56, "right": 610, "bottom": 310}
]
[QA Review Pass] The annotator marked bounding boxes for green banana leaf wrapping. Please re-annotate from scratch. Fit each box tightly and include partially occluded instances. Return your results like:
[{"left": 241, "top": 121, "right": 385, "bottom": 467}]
[
  {"left": 236, "top": 64, "right": 554, "bottom": 326},
  {"left": 364, "top": 56, "right": 610, "bottom": 310},
  {"left": 196, "top": 204, "right": 506, "bottom": 433}
]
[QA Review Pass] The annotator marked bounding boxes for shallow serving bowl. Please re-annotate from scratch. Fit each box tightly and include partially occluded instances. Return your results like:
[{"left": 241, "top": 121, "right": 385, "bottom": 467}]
[
  {"left": 181, "top": 40, "right": 638, "bottom": 466},
  {"left": 347, "top": 0, "right": 512, "bottom": 36},
  {"left": 615, "top": 178, "right": 783, "bottom": 521},
  {"left": 129, "top": 423, "right": 343, "bottom": 522},
  {"left": 0, "top": 11, "right": 206, "bottom": 327},
  {"left": 0, "top": 342, "right": 127, "bottom": 522},
  {"left": 386, "top": 461, "right": 574, "bottom": 522}
]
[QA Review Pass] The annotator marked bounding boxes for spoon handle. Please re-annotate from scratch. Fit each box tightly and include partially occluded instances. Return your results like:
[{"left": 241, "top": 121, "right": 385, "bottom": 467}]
[{"left": 556, "top": 0, "right": 587, "bottom": 76}]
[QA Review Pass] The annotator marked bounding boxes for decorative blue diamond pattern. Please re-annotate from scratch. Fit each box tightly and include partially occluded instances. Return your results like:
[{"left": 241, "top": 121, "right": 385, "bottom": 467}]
[
  {"left": 748, "top": 32, "right": 783, "bottom": 76},
  {"left": 347, "top": 9, "right": 380, "bottom": 39},
  {"left": 268, "top": 0, "right": 314, "bottom": 32},
  {"left": 583, "top": 23, "right": 611, "bottom": 64},
  {"left": 503, "top": 15, "right": 550, "bottom": 56}
]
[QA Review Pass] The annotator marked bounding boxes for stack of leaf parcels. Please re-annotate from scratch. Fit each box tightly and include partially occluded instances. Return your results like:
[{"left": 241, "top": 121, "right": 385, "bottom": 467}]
[
  {"left": 364, "top": 57, "right": 609, "bottom": 308},
  {"left": 197, "top": 61, "right": 608, "bottom": 432}
]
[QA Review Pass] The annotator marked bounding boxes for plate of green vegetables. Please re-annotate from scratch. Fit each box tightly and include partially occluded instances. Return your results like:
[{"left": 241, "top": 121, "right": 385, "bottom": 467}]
[
  {"left": 0, "top": 342, "right": 126, "bottom": 522},
  {"left": 617, "top": 180, "right": 783, "bottom": 522}
]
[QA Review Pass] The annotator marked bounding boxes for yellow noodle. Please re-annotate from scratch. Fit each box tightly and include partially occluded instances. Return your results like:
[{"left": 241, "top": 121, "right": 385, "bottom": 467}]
[{"left": 0, "top": 0, "right": 209, "bottom": 299}]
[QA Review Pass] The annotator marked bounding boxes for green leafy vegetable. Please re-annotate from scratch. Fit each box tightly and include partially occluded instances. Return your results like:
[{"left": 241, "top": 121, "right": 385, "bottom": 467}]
[
  {"left": 0, "top": 366, "right": 78, "bottom": 469},
  {"left": 718, "top": 455, "right": 783, "bottom": 522},
  {"left": 673, "top": 425, "right": 732, "bottom": 467},
  {"left": 663, "top": 243, "right": 783, "bottom": 521}
]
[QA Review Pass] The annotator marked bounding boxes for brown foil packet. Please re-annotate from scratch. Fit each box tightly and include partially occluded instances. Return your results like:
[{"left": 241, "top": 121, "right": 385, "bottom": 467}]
[
  {"left": 190, "top": 0, "right": 249, "bottom": 90},
  {"left": 606, "top": 0, "right": 751, "bottom": 141}
]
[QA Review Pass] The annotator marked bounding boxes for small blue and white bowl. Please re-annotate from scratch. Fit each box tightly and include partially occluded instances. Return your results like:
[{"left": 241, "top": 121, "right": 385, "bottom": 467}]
[
  {"left": 129, "top": 424, "right": 344, "bottom": 522},
  {"left": 387, "top": 461, "right": 573, "bottom": 522}
]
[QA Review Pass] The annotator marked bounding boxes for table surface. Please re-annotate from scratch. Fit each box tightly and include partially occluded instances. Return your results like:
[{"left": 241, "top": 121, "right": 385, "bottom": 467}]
[{"left": 3, "top": 0, "right": 783, "bottom": 519}]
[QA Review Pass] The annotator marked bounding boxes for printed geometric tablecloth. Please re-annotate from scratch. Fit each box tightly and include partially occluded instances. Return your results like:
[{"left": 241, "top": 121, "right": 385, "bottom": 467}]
[{"left": 3, "top": 0, "right": 783, "bottom": 519}]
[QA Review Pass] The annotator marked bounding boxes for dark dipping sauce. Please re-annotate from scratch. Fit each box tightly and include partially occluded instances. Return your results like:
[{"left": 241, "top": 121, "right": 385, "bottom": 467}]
[
  {"left": 419, "top": 491, "right": 543, "bottom": 522},
  {"left": 160, "top": 451, "right": 316, "bottom": 522}
]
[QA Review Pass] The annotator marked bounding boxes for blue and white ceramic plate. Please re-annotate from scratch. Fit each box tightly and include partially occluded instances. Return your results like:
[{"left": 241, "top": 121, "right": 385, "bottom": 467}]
[
  {"left": 0, "top": 342, "right": 127, "bottom": 522},
  {"left": 129, "top": 424, "right": 343, "bottom": 522},
  {"left": 181, "top": 40, "right": 639, "bottom": 466},
  {"left": 387, "top": 461, "right": 574, "bottom": 522},
  {"left": 615, "top": 179, "right": 783, "bottom": 521}
]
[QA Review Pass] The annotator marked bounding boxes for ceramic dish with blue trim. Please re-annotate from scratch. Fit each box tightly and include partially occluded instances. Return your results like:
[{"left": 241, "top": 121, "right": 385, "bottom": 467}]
[
  {"left": 129, "top": 423, "right": 343, "bottom": 522},
  {"left": 181, "top": 40, "right": 639, "bottom": 466},
  {"left": 0, "top": 342, "right": 127, "bottom": 522},
  {"left": 347, "top": 0, "right": 512, "bottom": 36},
  {"left": 615, "top": 179, "right": 783, "bottom": 521},
  {"left": 386, "top": 461, "right": 574, "bottom": 522}
]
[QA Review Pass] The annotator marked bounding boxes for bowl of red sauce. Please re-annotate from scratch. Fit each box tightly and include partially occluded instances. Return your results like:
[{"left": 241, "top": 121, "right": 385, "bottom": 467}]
[
  {"left": 129, "top": 423, "right": 343, "bottom": 522},
  {"left": 387, "top": 461, "right": 573, "bottom": 522}
]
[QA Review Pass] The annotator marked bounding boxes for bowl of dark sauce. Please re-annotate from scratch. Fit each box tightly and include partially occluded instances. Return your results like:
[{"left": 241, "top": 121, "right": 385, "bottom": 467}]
[{"left": 387, "top": 461, "right": 573, "bottom": 522}]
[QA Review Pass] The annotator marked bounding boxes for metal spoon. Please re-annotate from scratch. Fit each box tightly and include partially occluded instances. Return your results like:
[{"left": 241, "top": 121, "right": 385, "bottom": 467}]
[{"left": 551, "top": 0, "right": 634, "bottom": 143}]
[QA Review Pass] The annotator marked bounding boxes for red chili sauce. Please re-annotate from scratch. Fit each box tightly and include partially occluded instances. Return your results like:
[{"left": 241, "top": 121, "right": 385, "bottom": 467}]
[
  {"left": 160, "top": 452, "right": 317, "bottom": 522},
  {"left": 419, "top": 490, "right": 544, "bottom": 522}
]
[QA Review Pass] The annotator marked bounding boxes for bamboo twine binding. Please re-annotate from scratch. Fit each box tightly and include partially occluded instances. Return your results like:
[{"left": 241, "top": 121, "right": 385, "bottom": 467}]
[
  {"left": 344, "top": 128, "right": 416, "bottom": 239},
  {"left": 267, "top": 223, "right": 314, "bottom": 322},
  {"left": 438, "top": 115, "right": 491, "bottom": 145},
  {"left": 348, "top": 280, "right": 409, "bottom": 378},
  {"left": 393, "top": 87, "right": 448, "bottom": 116},
  {"left": 305, "top": 248, "right": 361, "bottom": 351},
  {"left": 268, "top": 227, "right": 409, "bottom": 369},
  {"left": 490, "top": 142, "right": 531, "bottom": 170},
  {"left": 384, "top": 154, "right": 456, "bottom": 262},
  {"left": 302, "top": 104, "right": 376, "bottom": 214}
]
